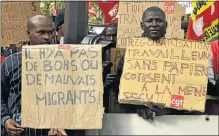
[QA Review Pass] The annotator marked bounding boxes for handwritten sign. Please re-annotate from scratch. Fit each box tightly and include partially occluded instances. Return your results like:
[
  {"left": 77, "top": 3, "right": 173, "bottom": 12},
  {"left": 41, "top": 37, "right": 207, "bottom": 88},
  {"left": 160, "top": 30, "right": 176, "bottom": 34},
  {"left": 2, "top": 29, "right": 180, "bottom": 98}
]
[
  {"left": 117, "top": 2, "right": 185, "bottom": 48},
  {"left": 110, "top": 48, "right": 126, "bottom": 73},
  {"left": 21, "top": 45, "right": 104, "bottom": 129},
  {"left": 177, "top": 1, "right": 193, "bottom": 14},
  {"left": 1, "top": 2, "right": 41, "bottom": 47},
  {"left": 119, "top": 38, "right": 210, "bottom": 112}
]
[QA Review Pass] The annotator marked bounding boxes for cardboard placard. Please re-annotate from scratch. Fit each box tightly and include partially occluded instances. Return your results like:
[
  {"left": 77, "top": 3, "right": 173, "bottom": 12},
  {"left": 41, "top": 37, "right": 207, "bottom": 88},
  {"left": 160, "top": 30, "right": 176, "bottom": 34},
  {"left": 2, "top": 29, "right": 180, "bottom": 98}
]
[
  {"left": 117, "top": 2, "right": 185, "bottom": 48},
  {"left": 110, "top": 48, "right": 126, "bottom": 73},
  {"left": 178, "top": 1, "right": 193, "bottom": 14},
  {"left": 1, "top": 2, "right": 41, "bottom": 47},
  {"left": 119, "top": 37, "right": 210, "bottom": 112},
  {"left": 21, "top": 45, "right": 104, "bottom": 129}
]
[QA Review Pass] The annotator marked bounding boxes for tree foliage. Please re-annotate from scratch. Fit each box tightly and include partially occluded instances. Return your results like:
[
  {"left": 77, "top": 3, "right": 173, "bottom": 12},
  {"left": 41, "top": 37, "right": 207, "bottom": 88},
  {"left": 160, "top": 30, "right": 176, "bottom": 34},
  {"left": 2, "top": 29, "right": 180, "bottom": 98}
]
[
  {"left": 40, "top": 1, "right": 103, "bottom": 26},
  {"left": 88, "top": 2, "right": 104, "bottom": 26},
  {"left": 40, "top": 1, "right": 64, "bottom": 15}
]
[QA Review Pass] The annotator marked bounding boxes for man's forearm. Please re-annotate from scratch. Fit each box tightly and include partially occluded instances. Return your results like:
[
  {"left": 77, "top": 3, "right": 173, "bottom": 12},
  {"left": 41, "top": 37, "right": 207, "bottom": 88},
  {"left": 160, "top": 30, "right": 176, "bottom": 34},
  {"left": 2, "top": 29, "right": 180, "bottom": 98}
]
[
  {"left": 1, "top": 60, "right": 12, "bottom": 126},
  {"left": 1, "top": 106, "right": 11, "bottom": 126},
  {"left": 1, "top": 88, "right": 11, "bottom": 126}
]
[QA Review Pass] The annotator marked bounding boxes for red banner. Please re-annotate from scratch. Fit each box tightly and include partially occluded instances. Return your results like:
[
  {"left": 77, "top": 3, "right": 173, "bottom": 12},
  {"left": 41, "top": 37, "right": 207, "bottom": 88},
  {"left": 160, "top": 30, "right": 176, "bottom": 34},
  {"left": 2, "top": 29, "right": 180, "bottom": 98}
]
[
  {"left": 186, "top": 1, "right": 219, "bottom": 42},
  {"left": 108, "top": 3, "right": 119, "bottom": 22},
  {"left": 97, "top": 1, "right": 119, "bottom": 24}
]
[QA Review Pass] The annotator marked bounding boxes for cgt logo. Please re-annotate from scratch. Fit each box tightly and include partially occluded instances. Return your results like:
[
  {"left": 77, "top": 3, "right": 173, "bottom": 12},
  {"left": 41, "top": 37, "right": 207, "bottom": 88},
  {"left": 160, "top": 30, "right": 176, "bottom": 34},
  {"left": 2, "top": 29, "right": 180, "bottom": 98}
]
[
  {"left": 164, "top": 2, "right": 175, "bottom": 14},
  {"left": 170, "top": 95, "right": 184, "bottom": 110}
]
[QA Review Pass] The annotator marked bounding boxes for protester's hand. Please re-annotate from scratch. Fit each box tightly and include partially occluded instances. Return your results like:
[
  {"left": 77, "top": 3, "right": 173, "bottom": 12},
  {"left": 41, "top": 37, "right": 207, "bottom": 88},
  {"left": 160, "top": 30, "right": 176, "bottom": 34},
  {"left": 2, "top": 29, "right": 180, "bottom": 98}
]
[
  {"left": 145, "top": 101, "right": 164, "bottom": 116},
  {"left": 5, "top": 119, "right": 24, "bottom": 136},
  {"left": 137, "top": 101, "right": 164, "bottom": 120},
  {"left": 106, "top": 73, "right": 118, "bottom": 86},
  {"left": 137, "top": 106, "right": 154, "bottom": 120},
  {"left": 48, "top": 128, "right": 68, "bottom": 136}
]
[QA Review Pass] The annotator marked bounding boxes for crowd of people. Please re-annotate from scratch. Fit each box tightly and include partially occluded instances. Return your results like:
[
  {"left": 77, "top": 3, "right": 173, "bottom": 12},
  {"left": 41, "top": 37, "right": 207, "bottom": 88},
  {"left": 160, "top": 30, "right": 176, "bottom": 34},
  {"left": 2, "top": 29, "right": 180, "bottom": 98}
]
[{"left": 1, "top": 6, "right": 218, "bottom": 136}]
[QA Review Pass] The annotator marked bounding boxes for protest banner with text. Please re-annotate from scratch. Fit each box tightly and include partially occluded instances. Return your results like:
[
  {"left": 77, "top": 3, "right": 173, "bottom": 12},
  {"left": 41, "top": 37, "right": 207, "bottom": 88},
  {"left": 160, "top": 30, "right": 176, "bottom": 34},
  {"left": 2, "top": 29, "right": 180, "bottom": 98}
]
[
  {"left": 119, "top": 38, "right": 210, "bottom": 112},
  {"left": 21, "top": 45, "right": 104, "bottom": 129},
  {"left": 117, "top": 2, "right": 185, "bottom": 48},
  {"left": 1, "top": 2, "right": 41, "bottom": 47}
]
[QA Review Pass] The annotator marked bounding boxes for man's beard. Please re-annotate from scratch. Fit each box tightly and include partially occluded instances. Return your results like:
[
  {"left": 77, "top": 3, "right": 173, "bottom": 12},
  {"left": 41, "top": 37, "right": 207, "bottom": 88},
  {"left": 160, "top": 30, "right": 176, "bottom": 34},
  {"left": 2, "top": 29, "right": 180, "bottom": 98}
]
[
  {"left": 143, "top": 29, "right": 166, "bottom": 40},
  {"left": 149, "top": 36, "right": 161, "bottom": 41}
]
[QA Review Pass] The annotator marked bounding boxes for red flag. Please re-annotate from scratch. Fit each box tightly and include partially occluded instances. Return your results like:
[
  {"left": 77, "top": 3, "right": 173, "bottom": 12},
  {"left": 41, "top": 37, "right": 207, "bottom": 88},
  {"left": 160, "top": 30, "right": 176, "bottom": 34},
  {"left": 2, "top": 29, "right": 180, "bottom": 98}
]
[
  {"left": 53, "top": 7, "right": 59, "bottom": 16},
  {"left": 108, "top": 3, "right": 119, "bottom": 22},
  {"left": 186, "top": 1, "right": 219, "bottom": 42},
  {"left": 97, "top": 1, "right": 119, "bottom": 24},
  {"left": 89, "top": 2, "right": 96, "bottom": 17}
]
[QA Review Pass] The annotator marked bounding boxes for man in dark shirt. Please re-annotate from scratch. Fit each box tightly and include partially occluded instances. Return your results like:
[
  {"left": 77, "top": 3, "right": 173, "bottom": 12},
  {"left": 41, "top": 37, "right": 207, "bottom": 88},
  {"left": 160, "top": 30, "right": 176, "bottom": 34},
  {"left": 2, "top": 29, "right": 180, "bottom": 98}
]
[
  {"left": 1, "top": 15, "right": 54, "bottom": 136},
  {"left": 206, "top": 40, "right": 219, "bottom": 114},
  {"left": 99, "top": 22, "right": 118, "bottom": 112},
  {"left": 106, "top": 6, "right": 176, "bottom": 119}
]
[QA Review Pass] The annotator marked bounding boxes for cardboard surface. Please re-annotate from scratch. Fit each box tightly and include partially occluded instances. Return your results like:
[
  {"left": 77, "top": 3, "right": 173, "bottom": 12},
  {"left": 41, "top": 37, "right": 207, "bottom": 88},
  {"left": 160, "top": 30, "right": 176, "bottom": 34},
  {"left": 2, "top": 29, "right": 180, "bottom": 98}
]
[
  {"left": 117, "top": 2, "right": 185, "bottom": 48},
  {"left": 1, "top": 2, "right": 41, "bottom": 47},
  {"left": 21, "top": 45, "right": 104, "bottom": 129},
  {"left": 110, "top": 48, "right": 126, "bottom": 73},
  {"left": 119, "top": 37, "right": 210, "bottom": 112}
]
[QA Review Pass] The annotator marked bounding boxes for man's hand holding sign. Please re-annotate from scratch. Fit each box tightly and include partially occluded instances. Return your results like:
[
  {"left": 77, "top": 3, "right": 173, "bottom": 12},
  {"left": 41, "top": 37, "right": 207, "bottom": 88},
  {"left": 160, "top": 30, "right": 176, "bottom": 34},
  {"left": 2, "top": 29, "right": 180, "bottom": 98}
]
[{"left": 5, "top": 119, "right": 24, "bottom": 136}]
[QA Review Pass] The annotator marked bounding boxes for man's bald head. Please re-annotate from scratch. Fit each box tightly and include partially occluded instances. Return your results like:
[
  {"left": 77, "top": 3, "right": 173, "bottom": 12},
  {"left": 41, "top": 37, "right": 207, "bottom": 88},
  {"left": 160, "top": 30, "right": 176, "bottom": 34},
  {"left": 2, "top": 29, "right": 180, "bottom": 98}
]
[
  {"left": 27, "top": 15, "right": 52, "bottom": 31},
  {"left": 142, "top": 6, "right": 166, "bottom": 21},
  {"left": 27, "top": 15, "right": 54, "bottom": 45},
  {"left": 141, "top": 6, "right": 167, "bottom": 40}
]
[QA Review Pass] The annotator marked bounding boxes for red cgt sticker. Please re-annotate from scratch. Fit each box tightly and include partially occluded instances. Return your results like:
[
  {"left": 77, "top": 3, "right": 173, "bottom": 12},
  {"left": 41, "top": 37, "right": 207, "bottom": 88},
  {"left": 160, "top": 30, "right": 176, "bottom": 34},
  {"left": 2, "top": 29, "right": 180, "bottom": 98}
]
[
  {"left": 58, "top": 44, "right": 71, "bottom": 50},
  {"left": 164, "top": 2, "right": 175, "bottom": 14},
  {"left": 170, "top": 95, "right": 184, "bottom": 110}
]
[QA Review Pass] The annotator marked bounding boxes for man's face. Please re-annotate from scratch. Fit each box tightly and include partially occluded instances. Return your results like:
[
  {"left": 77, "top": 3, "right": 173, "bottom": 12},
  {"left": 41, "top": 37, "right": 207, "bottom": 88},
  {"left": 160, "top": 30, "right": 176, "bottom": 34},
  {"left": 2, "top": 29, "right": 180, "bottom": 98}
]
[
  {"left": 105, "top": 27, "right": 117, "bottom": 42},
  {"left": 141, "top": 11, "right": 167, "bottom": 40},
  {"left": 29, "top": 22, "right": 54, "bottom": 45}
]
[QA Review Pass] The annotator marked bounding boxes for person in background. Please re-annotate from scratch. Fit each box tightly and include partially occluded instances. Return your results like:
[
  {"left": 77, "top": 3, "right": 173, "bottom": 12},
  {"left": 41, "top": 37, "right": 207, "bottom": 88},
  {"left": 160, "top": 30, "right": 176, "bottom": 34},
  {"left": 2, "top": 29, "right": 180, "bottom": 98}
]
[
  {"left": 99, "top": 22, "right": 118, "bottom": 62},
  {"left": 206, "top": 40, "right": 219, "bottom": 114},
  {"left": 1, "top": 42, "right": 30, "bottom": 58},
  {"left": 1, "top": 15, "right": 61, "bottom": 136},
  {"left": 54, "top": 8, "right": 65, "bottom": 44},
  {"left": 100, "top": 22, "right": 118, "bottom": 43},
  {"left": 96, "top": 22, "right": 118, "bottom": 113}
]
